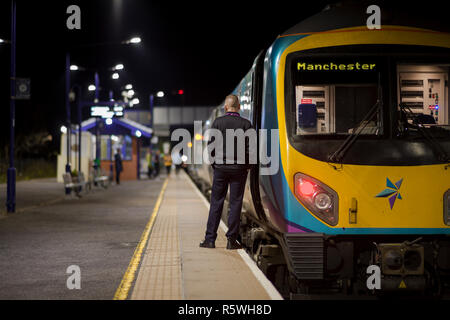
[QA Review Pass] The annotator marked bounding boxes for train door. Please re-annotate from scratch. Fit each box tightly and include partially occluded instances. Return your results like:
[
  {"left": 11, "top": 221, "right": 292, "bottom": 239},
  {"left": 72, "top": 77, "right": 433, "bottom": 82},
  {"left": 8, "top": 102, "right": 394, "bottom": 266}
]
[{"left": 249, "top": 50, "right": 268, "bottom": 222}]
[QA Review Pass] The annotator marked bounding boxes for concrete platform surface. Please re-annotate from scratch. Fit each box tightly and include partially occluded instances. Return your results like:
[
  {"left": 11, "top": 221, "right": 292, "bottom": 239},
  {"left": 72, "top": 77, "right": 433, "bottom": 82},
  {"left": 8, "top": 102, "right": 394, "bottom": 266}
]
[
  {"left": 0, "top": 177, "right": 165, "bottom": 299},
  {"left": 0, "top": 178, "right": 65, "bottom": 215},
  {"left": 131, "top": 172, "right": 282, "bottom": 300}
]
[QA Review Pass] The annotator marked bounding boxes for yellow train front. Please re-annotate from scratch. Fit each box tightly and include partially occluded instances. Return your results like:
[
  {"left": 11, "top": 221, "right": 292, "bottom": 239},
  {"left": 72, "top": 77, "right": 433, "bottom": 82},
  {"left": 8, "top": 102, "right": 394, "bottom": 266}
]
[{"left": 228, "top": 4, "right": 450, "bottom": 297}]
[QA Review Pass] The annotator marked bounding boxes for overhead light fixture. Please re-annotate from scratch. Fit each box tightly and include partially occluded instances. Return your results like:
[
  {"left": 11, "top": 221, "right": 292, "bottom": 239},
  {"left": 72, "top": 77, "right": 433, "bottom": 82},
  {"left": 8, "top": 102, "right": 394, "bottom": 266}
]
[
  {"left": 125, "top": 84, "right": 132, "bottom": 90},
  {"left": 114, "top": 64, "right": 124, "bottom": 70},
  {"left": 112, "top": 73, "right": 119, "bottom": 80},
  {"left": 129, "top": 37, "right": 141, "bottom": 44},
  {"left": 156, "top": 91, "right": 164, "bottom": 98},
  {"left": 88, "top": 85, "right": 96, "bottom": 91},
  {"left": 132, "top": 98, "right": 140, "bottom": 105},
  {"left": 70, "top": 65, "right": 79, "bottom": 71},
  {"left": 60, "top": 126, "right": 67, "bottom": 134}
]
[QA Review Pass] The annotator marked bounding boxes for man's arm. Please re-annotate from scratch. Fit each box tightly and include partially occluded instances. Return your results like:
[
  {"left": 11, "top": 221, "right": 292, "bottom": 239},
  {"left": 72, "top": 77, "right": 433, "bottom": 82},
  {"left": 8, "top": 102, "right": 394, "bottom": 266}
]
[{"left": 207, "top": 119, "right": 218, "bottom": 163}]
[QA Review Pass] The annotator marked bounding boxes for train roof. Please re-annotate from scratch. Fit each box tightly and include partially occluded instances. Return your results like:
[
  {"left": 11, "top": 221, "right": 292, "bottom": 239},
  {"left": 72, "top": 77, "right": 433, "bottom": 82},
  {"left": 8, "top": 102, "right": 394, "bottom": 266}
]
[{"left": 281, "top": 1, "right": 450, "bottom": 37}]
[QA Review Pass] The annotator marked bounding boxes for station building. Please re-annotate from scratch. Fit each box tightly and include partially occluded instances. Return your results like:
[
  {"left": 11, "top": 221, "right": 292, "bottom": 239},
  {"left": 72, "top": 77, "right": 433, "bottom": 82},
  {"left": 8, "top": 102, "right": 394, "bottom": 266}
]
[
  {"left": 56, "top": 106, "right": 213, "bottom": 183},
  {"left": 56, "top": 117, "right": 152, "bottom": 182}
]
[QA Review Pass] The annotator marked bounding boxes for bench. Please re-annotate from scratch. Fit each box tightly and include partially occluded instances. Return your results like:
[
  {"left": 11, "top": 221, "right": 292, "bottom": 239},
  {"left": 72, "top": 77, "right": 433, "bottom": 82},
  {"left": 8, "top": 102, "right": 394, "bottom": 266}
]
[
  {"left": 62, "top": 173, "right": 87, "bottom": 197},
  {"left": 92, "top": 169, "right": 110, "bottom": 189}
]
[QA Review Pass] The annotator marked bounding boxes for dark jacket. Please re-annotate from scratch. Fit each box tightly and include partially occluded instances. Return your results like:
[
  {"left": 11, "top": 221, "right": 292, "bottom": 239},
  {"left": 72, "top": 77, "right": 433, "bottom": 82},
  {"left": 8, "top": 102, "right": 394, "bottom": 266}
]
[
  {"left": 114, "top": 153, "right": 123, "bottom": 172},
  {"left": 208, "top": 112, "right": 255, "bottom": 172}
]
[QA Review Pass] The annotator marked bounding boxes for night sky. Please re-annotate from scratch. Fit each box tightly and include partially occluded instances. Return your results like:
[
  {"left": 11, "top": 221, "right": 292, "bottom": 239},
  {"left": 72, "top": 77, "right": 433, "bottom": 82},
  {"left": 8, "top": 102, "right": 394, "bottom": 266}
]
[{"left": 0, "top": 0, "right": 447, "bottom": 152}]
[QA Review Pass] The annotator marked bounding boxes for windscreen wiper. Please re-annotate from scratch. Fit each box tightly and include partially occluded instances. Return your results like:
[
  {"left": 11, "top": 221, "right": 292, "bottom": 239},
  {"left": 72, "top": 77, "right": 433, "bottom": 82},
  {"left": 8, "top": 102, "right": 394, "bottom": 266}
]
[
  {"left": 328, "top": 75, "right": 383, "bottom": 164},
  {"left": 327, "top": 100, "right": 381, "bottom": 163},
  {"left": 399, "top": 104, "right": 449, "bottom": 163}
]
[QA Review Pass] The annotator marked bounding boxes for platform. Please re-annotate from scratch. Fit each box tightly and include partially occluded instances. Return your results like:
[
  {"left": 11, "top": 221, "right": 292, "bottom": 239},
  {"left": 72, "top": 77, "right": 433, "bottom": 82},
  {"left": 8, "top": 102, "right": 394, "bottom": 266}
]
[
  {"left": 125, "top": 171, "right": 283, "bottom": 300},
  {"left": 0, "top": 177, "right": 167, "bottom": 299}
]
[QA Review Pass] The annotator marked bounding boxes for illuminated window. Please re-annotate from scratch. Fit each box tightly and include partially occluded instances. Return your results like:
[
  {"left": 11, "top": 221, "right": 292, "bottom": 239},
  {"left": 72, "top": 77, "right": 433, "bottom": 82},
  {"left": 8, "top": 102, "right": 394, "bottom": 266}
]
[
  {"left": 100, "top": 135, "right": 133, "bottom": 161},
  {"left": 290, "top": 57, "right": 383, "bottom": 136}
]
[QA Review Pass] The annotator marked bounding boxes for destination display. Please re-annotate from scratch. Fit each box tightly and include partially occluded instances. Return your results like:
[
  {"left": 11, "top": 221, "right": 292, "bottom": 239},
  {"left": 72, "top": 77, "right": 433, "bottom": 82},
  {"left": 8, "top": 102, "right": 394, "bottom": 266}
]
[
  {"left": 291, "top": 56, "right": 383, "bottom": 85},
  {"left": 297, "top": 61, "right": 377, "bottom": 71}
]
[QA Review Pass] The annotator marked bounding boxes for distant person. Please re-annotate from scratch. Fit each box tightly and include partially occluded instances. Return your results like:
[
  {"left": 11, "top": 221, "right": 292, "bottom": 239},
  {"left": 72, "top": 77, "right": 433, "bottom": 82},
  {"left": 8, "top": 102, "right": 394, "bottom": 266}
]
[
  {"left": 114, "top": 148, "right": 123, "bottom": 185},
  {"left": 163, "top": 152, "right": 172, "bottom": 176},
  {"left": 200, "top": 94, "right": 254, "bottom": 250},
  {"left": 154, "top": 150, "right": 161, "bottom": 178},
  {"left": 147, "top": 150, "right": 154, "bottom": 179}
]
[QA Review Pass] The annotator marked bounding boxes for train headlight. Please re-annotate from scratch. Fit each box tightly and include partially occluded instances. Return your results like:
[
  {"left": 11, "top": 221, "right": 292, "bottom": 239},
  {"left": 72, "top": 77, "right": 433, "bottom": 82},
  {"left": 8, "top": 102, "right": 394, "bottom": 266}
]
[
  {"left": 444, "top": 190, "right": 450, "bottom": 226},
  {"left": 314, "top": 193, "right": 332, "bottom": 210},
  {"left": 294, "top": 173, "right": 339, "bottom": 226}
]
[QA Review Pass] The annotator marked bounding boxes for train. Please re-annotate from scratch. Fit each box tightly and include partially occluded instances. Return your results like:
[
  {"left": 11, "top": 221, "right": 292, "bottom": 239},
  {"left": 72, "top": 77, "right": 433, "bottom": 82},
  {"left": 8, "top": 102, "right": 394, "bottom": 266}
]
[{"left": 187, "top": 2, "right": 450, "bottom": 298}]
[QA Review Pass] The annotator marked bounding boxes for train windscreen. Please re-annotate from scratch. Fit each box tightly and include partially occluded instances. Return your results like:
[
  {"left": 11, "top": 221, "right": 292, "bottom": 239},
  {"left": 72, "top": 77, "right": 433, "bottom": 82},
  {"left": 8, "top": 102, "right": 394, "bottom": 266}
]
[{"left": 289, "top": 57, "right": 385, "bottom": 136}]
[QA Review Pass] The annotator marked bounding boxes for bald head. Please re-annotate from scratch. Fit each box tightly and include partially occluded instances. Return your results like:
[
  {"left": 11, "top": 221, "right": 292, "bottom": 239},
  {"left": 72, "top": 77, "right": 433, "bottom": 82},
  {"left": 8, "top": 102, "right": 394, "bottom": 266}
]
[{"left": 224, "top": 95, "right": 240, "bottom": 112}]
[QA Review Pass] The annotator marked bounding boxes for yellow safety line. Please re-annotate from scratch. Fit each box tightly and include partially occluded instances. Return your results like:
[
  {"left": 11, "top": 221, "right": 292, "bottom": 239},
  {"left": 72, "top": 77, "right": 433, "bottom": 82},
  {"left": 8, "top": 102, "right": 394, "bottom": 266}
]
[{"left": 113, "top": 178, "right": 169, "bottom": 300}]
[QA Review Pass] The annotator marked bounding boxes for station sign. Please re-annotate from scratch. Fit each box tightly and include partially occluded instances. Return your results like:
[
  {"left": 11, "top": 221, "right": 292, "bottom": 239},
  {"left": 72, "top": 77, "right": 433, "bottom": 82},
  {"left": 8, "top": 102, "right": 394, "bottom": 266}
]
[{"left": 90, "top": 105, "right": 124, "bottom": 118}]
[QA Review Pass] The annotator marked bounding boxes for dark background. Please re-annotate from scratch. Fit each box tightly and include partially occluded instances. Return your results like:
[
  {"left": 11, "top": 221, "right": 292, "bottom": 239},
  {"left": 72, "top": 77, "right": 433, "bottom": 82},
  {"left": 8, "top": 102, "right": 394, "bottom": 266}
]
[{"left": 0, "top": 0, "right": 448, "bottom": 154}]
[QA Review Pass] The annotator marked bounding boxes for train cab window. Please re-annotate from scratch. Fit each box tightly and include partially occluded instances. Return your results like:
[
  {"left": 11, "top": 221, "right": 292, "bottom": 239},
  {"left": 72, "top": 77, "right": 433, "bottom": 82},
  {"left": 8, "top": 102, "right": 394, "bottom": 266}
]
[
  {"left": 295, "top": 84, "right": 379, "bottom": 135},
  {"left": 397, "top": 64, "right": 449, "bottom": 127},
  {"left": 289, "top": 57, "right": 385, "bottom": 137}
]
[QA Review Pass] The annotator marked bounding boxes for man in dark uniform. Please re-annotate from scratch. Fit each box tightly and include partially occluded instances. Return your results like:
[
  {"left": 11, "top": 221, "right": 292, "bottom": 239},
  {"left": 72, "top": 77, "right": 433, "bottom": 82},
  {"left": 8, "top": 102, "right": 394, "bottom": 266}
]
[
  {"left": 200, "top": 95, "right": 254, "bottom": 250},
  {"left": 114, "top": 148, "right": 123, "bottom": 185},
  {"left": 154, "top": 150, "right": 161, "bottom": 178}
]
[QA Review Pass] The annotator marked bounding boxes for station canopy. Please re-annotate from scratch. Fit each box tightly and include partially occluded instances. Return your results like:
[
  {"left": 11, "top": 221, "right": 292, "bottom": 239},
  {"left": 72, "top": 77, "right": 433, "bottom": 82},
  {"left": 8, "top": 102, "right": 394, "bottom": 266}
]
[{"left": 80, "top": 117, "right": 153, "bottom": 138}]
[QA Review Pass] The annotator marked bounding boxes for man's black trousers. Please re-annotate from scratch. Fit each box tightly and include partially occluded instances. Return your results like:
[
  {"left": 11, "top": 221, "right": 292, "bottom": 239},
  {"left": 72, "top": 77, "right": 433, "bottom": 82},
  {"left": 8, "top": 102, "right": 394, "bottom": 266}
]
[
  {"left": 205, "top": 168, "right": 248, "bottom": 243},
  {"left": 115, "top": 170, "right": 120, "bottom": 184}
]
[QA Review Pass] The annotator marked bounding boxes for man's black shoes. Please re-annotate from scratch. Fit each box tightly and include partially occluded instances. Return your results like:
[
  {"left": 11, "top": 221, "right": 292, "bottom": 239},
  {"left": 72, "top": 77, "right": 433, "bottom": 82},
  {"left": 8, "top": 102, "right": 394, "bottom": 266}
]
[
  {"left": 199, "top": 239, "right": 241, "bottom": 249},
  {"left": 226, "top": 239, "right": 242, "bottom": 250},
  {"left": 199, "top": 240, "right": 215, "bottom": 248}
]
